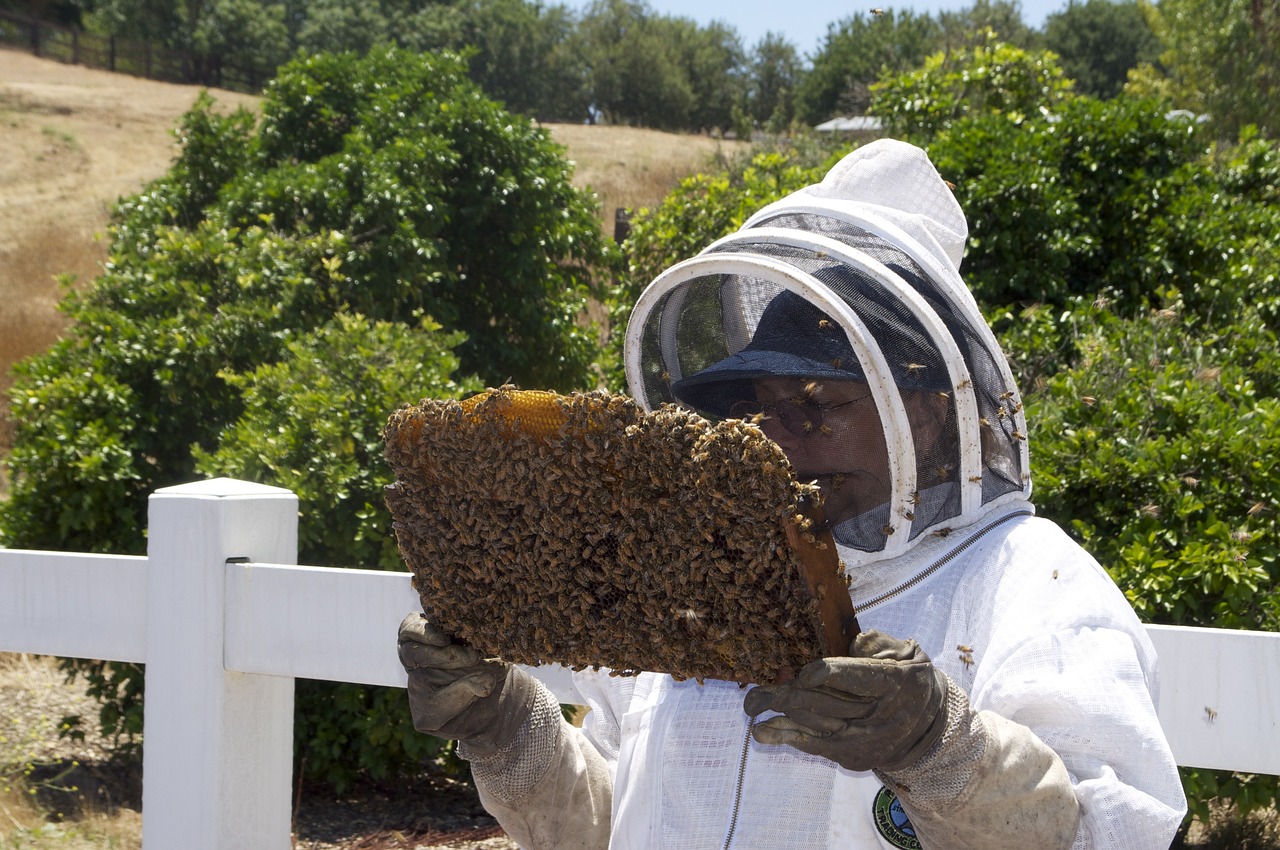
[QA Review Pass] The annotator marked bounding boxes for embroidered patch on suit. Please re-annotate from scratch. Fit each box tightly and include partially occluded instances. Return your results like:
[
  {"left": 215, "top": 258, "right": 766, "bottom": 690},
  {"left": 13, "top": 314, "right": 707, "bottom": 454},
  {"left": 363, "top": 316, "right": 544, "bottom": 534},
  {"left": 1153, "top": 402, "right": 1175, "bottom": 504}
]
[{"left": 873, "top": 786, "right": 922, "bottom": 850}]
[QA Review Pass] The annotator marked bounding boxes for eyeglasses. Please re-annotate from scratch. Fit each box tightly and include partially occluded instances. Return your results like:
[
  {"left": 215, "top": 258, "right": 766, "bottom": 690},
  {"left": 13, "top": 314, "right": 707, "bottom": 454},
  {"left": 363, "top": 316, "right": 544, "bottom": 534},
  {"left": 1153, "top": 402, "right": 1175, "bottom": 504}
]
[{"left": 729, "top": 393, "right": 873, "bottom": 437}]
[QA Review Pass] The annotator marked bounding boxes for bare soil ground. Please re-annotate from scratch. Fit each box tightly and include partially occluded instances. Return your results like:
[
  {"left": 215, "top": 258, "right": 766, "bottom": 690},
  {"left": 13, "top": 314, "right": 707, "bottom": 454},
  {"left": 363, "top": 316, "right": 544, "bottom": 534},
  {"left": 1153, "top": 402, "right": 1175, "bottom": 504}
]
[{"left": 1, "top": 652, "right": 517, "bottom": 849}]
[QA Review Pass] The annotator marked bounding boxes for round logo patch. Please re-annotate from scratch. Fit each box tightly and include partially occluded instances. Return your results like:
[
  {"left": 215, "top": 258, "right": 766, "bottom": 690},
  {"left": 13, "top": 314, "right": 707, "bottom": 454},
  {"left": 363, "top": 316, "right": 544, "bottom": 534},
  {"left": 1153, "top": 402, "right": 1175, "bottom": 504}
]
[{"left": 873, "top": 786, "right": 921, "bottom": 850}]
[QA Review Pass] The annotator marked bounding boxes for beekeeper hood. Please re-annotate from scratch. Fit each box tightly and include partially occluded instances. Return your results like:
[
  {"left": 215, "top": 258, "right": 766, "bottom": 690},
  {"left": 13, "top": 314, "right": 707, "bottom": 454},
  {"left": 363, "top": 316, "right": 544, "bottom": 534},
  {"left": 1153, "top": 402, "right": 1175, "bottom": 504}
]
[{"left": 624, "top": 139, "right": 1031, "bottom": 567}]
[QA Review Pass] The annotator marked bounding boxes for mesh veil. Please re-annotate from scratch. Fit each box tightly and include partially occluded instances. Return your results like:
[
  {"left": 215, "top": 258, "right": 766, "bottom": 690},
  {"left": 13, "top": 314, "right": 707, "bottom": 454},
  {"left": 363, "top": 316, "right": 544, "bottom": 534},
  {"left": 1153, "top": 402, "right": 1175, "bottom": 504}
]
[{"left": 624, "top": 141, "right": 1031, "bottom": 565}]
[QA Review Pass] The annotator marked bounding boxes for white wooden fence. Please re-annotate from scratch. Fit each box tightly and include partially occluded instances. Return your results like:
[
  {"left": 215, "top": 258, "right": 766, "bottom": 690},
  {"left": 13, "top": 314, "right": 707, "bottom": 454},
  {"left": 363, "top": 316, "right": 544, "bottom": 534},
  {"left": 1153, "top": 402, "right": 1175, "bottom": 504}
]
[{"left": 2, "top": 477, "right": 1278, "bottom": 849}]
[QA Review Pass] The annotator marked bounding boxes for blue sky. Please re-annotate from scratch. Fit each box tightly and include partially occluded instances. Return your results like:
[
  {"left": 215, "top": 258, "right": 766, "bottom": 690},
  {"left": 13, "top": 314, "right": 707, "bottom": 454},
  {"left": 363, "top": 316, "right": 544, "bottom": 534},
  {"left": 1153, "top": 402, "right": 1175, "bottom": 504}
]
[{"left": 572, "top": 1, "right": 1071, "bottom": 56}]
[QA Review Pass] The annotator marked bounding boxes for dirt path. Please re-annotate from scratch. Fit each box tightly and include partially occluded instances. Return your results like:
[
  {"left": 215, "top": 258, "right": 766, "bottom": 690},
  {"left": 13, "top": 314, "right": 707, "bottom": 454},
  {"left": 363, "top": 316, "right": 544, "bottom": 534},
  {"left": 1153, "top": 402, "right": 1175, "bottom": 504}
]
[{"left": 1, "top": 653, "right": 519, "bottom": 849}]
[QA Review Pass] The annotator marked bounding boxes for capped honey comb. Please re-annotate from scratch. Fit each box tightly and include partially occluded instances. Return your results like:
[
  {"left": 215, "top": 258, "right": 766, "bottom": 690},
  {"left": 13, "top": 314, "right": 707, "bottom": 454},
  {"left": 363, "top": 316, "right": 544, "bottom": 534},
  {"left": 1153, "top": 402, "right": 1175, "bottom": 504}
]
[{"left": 383, "top": 386, "right": 854, "bottom": 684}]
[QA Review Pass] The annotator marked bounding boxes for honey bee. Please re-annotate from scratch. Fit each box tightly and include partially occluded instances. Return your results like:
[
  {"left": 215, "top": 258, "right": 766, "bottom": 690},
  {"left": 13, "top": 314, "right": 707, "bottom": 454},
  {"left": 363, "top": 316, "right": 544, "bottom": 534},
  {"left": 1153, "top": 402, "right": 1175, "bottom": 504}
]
[
  {"left": 957, "top": 646, "right": 975, "bottom": 669},
  {"left": 904, "top": 363, "right": 927, "bottom": 376},
  {"left": 660, "top": 370, "right": 672, "bottom": 383},
  {"left": 818, "top": 319, "right": 832, "bottom": 329},
  {"left": 882, "top": 524, "right": 895, "bottom": 536},
  {"left": 1204, "top": 706, "right": 1218, "bottom": 722},
  {"left": 933, "top": 526, "right": 954, "bottom": 538},
  {"left": 1052, "top": 569, "right": 1059, "bottom": 580},
  {"left": 804, "top": 381, "right": 821, "bottom": 396},
  {"left": 870, "top": 7, "right": 884, "bottom": 16},
  {"left": 1080, "top": 396, "right": 1097, "bottom": 406},
  {"left": 968, "top": 475, "right": 983, "bottom": 484},
  {"left": 830, "top": 357, "right": 844, "bottom": 369},
  {"left": 907, "top": 490, "right": 922, "bottom": 506},
  {"left": 1248, "top": 502, "right": 1265, "bottom": 516}
]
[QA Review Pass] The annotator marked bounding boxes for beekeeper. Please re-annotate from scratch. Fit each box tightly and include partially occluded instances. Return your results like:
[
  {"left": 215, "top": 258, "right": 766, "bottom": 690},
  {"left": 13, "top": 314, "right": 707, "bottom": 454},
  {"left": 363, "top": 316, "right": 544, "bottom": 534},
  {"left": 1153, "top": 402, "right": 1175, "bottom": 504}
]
[{"left": 398, "top": 139, "right": 1187, "bottom": 849}]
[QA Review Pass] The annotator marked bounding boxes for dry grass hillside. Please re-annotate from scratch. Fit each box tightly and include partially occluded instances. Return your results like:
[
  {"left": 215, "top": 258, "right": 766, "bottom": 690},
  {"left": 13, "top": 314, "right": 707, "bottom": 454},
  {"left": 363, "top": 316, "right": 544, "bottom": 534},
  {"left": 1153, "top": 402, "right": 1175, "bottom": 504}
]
[{"left": 0, "top": 47, "right": 746, "bottom": 494}]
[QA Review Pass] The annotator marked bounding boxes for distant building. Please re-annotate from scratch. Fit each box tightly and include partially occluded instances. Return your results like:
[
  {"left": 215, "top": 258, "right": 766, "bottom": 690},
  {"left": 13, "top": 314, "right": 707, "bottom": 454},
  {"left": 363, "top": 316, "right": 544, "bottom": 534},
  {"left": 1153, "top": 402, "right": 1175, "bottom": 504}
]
[{"left": 814, "top": 116, "right": 884, "bottom": 134}]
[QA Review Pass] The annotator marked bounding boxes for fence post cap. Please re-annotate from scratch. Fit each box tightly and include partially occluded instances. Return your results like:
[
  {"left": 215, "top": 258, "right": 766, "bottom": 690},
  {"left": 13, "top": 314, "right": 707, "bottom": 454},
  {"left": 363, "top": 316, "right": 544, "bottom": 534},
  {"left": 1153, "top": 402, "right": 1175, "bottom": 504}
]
[{"left": 153, "top": 477, "right": 296, "bottom": 499}]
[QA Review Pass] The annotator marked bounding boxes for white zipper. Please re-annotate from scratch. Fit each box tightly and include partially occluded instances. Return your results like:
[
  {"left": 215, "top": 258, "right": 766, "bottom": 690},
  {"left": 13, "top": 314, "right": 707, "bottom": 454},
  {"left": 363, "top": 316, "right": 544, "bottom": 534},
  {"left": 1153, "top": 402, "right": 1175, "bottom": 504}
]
[
  {"left": 722, "top": 715, "right": 756, "bottom": 850},
  {"left": 855, "top": 510, "right": 1032, "bottom": 613}
]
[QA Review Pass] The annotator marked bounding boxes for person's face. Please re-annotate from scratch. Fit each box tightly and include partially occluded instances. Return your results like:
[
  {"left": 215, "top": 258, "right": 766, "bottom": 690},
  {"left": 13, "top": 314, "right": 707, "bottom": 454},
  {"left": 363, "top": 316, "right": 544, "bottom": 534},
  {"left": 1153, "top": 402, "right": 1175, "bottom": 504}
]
[{"left": 747, "top": 376, "right": 890, "bottom": 488}]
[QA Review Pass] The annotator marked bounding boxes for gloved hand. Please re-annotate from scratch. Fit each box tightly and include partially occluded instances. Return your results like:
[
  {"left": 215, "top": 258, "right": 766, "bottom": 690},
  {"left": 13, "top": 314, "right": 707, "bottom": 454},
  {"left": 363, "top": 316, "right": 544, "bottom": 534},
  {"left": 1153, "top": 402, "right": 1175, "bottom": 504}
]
[
  {"left": 744, "top": 630, "right": 948, "bottom": 773},
  {"left": 398, "top": 612, "right": 538, "bottom": 758}
]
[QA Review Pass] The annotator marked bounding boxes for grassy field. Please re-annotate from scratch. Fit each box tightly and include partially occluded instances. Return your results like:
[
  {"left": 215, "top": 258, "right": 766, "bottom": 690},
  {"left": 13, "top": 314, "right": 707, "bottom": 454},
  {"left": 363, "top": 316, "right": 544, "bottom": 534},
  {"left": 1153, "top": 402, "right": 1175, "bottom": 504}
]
[{"left": 0, "top": 49, "right": 747, "bottom": 500}]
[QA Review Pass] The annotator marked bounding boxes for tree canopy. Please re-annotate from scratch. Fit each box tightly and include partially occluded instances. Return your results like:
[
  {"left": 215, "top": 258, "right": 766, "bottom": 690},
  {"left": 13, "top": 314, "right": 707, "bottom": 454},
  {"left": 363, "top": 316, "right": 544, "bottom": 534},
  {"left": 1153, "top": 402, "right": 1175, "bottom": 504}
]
[
  {"left": 1042, "top": 0, "right": 1161, "bottom": 99},
  {"left": 0, "top": 46, "right": 614, "bottom": 788},
  {"left": 18, "top": 0, "right": 1237, "bottom": 132}
]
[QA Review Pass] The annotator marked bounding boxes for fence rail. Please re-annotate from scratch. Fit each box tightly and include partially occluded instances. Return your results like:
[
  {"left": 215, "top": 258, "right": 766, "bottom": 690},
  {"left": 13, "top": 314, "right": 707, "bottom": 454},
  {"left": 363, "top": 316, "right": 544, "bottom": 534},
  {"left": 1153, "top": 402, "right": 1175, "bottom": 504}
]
[
  {"left": 2, "top": 477, "right": 1279, "bottom": 848},
  {"left": 0, "top": 10, "right": 269, "bottom": 93}
]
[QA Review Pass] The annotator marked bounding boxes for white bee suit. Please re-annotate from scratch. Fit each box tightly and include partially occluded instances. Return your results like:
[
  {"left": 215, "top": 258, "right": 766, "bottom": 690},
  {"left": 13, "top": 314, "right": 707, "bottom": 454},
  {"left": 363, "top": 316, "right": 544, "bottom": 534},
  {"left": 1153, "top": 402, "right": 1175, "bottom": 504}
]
[
  {"left": 459, "top": 140, "right": 1186, "bottom": 849},
  {"left": 468, "top": 505, "right": 1185, "bottom": 849}
]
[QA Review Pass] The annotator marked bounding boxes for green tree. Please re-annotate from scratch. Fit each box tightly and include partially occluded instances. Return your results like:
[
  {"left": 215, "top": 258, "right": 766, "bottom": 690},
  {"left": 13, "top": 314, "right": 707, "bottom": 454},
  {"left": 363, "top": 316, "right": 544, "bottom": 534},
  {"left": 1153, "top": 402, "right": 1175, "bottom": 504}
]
[
  {"left": 868, "top": 35, "right": 1074, "bottom": 139},
  {"left": 83, "top": 0, "right": 182, "bottom": 45},
  {"left": 444, "top": 0, "right": 589, "bottom": 121},
  {"left": 1133, "top": 0, "right": 1280, "bottom": 138},
  {"left": 672, "top": 17, "right": 746, "bottom": 133},
  {"left": 797, "top": 9, "right": 940, "bottom": 125},
  {"left": 0, "top": 47, "right": 613, "bottom": 789},
  {"left": 744, "top": 31, "right": 803, "bottom": 131},
  {"left": 192, "top": 0, "right": 291, "bottom": 81},
  {"left": 1042, "top": 0, "right": 1161, "bottom": 99},
  {"left": 295, "top": 0, "right": 389, "bottom": 54},
  {"left": 936, "top": 0, "right": 1035, "bottom": 50},
  {"left": 576, "top": 0, "right": 694, "bottom": 129}
]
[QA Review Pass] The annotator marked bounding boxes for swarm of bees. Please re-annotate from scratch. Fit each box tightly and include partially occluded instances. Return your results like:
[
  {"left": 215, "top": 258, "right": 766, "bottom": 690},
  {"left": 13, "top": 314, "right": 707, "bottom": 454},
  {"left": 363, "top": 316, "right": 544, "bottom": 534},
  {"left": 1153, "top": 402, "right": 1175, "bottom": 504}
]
[{"left": 383, "top": 386, "right": 848, "bottom": 684}]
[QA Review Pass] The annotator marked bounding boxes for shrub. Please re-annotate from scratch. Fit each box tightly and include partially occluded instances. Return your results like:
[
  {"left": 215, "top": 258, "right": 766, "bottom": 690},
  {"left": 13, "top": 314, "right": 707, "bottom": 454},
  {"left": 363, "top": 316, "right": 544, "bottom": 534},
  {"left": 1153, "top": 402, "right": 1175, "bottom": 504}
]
[
  {"left": 1, "top": 47, "right": 613, "bottom": 790},
  {"left": 193, "top": 313, "right": 482, "bottom": 784}
]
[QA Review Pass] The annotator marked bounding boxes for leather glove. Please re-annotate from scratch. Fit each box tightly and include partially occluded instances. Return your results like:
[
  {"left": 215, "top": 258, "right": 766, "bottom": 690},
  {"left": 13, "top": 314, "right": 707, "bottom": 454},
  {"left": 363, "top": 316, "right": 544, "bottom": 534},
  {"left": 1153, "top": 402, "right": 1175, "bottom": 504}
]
[
  {"left": 398, "top": 612, "right": 538, "bottom": 758},
  {"left": 744, "top": 630, "right": 948, "bottom": 773}
]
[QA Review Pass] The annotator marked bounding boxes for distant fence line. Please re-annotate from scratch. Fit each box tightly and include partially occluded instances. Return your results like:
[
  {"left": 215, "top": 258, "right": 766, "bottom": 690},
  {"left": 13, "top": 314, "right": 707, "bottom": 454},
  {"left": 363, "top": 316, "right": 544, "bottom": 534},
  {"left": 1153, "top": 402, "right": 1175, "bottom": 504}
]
[{"left": 0, "top": 9, "right": 269, "bottom": 94}]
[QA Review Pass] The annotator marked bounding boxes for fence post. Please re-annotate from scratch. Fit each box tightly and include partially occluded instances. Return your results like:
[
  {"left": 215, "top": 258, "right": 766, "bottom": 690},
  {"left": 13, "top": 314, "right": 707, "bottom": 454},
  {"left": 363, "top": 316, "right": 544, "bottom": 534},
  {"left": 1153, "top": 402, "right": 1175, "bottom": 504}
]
[{"left": 141, "top": 478, "right": 299, "bottom": 850}]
